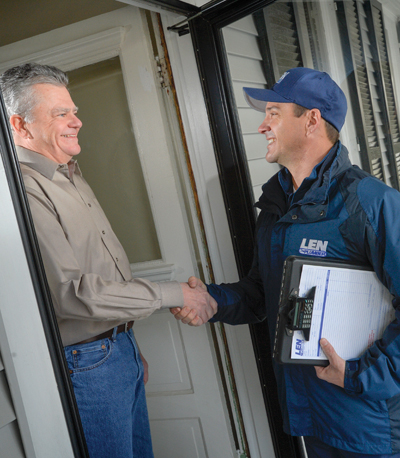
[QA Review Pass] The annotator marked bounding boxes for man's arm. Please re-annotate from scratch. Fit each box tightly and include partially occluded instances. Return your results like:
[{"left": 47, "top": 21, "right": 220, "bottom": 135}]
[
  {"left": 171, "top": 241, "right": 266, "bottom": 326},
  {"left": 336, "top": 178, "right": 400, "bottom": 399},
  {"left": 25, "top": 185, "right": 210, "bottom": 324},
  {"left": 177, "top": 278, "right": 217, "bottom": 325}
]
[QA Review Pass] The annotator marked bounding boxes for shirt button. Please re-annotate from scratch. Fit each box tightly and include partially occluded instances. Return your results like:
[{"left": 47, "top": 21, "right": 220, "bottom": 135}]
[
  {"left": 102, "top": 230, "right": 105, "bottom": 234},
  {"left": 88, "top": 203, "right": 91, "bottom": 207},
  {"left": 116, "top": 258, "right": 119, "bottom": 262},
  {"left": 292, "top": 215, "right": 298, "bottom": 220}
]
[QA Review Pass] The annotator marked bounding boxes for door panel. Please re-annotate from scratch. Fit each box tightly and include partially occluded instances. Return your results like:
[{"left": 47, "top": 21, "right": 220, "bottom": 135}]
[
  {"left": 134, "top": 310, "right": 192, "bottom": 394},
  {"left": 150, "top": 418, "right": 207, "bottom": 458}
]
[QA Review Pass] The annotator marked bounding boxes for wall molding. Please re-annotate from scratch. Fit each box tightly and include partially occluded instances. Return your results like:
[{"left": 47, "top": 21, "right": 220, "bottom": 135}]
[
  {"left": 131, "top": 261, "right": 177, "bottom": 282},
  {"left": 0, "top": 27, "right": 126, "bottom": 74}
]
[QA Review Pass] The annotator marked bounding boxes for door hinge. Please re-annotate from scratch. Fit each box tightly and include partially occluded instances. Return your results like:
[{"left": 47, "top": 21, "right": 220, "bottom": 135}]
[{"left": 155, "top": 56, "right": 170, "bottom": 89}]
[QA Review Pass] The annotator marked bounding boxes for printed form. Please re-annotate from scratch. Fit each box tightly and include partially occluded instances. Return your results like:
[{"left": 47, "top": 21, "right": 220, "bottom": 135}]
[{"left": 291, "top": 265, "right": 395, "bottom": 361}]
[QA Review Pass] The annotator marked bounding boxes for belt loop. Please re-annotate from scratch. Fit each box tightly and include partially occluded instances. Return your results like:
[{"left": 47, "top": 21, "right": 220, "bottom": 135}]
[
  {"left": 112, "top": 326, "right": 118, "bottom": 342},
  {"left": 124, "top": 322, "right": 128, "bottom": 333}
]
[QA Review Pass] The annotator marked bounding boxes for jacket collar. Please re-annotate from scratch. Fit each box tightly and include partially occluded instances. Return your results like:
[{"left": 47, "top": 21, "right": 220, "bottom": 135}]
[{"left": 256, "top": 141, "right": 352, "bottom": 213}]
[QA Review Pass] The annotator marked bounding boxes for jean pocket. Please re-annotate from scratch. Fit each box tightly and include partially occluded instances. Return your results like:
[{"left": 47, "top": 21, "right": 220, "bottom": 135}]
[{"left": 70, "top": 339, "right": 112, "bottom": 373}]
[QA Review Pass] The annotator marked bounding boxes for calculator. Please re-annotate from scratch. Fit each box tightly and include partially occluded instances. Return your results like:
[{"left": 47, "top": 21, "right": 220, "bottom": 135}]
[{"left": 287, "top": 286, "right": 316, "bottom": 341}]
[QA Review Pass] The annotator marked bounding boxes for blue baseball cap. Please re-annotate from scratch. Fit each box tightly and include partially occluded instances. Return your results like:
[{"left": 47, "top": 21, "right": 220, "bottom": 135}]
[{"left": 243, "top": 67, "right": 347, "bottom": 131}]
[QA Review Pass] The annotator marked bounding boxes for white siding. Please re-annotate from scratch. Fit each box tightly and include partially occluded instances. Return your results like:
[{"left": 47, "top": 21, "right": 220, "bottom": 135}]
[
  {"left": 223, "top": 16, "right": 280, "bottom": 203},
  {"left": 0, "top": 353, "right": 26, "bottom": 457}
]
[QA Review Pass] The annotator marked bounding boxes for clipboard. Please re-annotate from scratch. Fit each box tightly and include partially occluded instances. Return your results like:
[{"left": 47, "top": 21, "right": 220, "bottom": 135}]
[{"left": 273, "top": 255, "right": 373, "bottom": 366}]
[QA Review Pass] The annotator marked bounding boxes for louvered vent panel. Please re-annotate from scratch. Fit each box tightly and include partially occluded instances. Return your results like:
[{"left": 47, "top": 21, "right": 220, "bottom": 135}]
[
  {"left": 345, "top": 2, "right": 378, "bottom": 149},
  {"left": 268, "top": 3, "right": 302, "bottom": 75},
  {"left": 303, "top": 3, "right": 322, "bottom": 70},
  {"left": 344, "top": 0, "right": 385, "bottom": 183},
  {"left": 371, "top": 157, "right": 384, "bottom": 180},
  {"left": 372, "top": 6, "right": 400, "bottom": 145}
]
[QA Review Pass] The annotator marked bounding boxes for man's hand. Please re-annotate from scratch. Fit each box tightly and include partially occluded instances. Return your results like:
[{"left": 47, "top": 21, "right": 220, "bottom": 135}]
[
  {"left": 140, "top": 353, "right": 149, "bottom": 385},
  {"left": 170, "top": 276, "right": 217, "bottom": 326},
  {"left": 314, "top": 338, "right": 345, "bottom": 388}
]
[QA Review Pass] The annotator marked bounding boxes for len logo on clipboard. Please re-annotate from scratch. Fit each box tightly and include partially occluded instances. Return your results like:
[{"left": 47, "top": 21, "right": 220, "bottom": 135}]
[{"left": 273, "top": 256, "right": 395, "bottom": 366}]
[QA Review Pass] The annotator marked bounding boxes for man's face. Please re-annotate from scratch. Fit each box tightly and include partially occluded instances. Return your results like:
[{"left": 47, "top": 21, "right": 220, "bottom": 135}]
[
  {"left": 258, "top": 102, "right": 307, "bottom": 167},
  {"left": 24, "top": 84, "right": 82, "bottom": 163}
]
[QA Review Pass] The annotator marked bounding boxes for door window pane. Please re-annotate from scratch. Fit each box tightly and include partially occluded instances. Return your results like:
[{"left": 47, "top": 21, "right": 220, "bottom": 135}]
[{"left": 68, "top": 57, "right": 161, "bottom": 263}]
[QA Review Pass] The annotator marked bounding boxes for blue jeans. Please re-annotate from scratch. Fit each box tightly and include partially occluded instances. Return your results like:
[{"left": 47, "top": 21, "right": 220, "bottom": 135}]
[
  {"left": 64, "top": 328, "right": 154, "bottom": 458},
  {"left": 304, "top": 436, "right": 400, "bottom": 458}
]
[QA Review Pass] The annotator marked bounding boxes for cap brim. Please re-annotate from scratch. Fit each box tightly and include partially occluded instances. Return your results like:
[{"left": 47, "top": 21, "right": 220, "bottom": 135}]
[{"left": 243, "top": 87, "right": 290, "bottom": 112}]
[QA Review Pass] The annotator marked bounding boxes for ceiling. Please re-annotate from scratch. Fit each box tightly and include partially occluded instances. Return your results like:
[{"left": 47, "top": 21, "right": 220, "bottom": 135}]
[
  {"left": 0, "top": 0, "right": 125, "bottom": 47},
  {"left": 1, "top": 0, "right": 399, "bottom": 49}
]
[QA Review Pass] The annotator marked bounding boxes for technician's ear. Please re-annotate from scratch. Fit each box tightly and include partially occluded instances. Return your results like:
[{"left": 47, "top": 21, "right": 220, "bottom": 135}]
[
  {"left": 9, "top": 114, "right": 32, "bottom": 139},
  {"left": 305, "top": 108, "right": 322, "bottom": 136}
]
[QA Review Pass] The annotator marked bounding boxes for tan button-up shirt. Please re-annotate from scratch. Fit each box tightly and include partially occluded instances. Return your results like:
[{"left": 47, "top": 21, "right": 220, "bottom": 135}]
[{"left": 17, "top": 146, "right": 183, "bottom": 346}]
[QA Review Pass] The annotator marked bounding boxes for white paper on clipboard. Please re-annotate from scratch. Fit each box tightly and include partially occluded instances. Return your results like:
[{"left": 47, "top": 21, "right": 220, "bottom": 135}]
[{"left": 291, "top": 265, "right": 395, "bottom": 361}]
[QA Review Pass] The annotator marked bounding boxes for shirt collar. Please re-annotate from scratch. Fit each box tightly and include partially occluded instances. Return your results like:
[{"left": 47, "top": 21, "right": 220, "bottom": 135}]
[
  {"left": 278, "top": 142, "right": 340, "bottom": 204},
  {"left": 16, "top": 146, "right": 82, "bottom": 181}
]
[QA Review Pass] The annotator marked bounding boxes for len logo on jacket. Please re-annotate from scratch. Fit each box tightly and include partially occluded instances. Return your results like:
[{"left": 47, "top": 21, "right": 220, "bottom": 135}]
[{"left": 299, "top": 238, "right": 328, "bottom": 257}]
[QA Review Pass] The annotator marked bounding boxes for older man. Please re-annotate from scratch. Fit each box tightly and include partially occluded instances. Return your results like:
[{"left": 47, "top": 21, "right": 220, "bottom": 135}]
[
  {"left": 0, "top": 63, "right": 216, "bottom": 458},
  {"left": 174, "top": 67, "right": 400, "bottom": 457}
]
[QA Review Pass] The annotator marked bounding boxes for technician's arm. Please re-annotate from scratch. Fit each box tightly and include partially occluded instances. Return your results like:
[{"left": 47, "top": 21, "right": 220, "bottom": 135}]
[
  {"left": 343, "top": 178, "right": 400, "bottom": 400},
  {"left": 204, "top": 242, "right": 266, "bottom": 325}
]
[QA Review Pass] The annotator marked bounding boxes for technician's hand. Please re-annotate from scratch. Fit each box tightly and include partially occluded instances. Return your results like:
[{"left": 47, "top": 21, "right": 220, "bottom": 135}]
[
  {"left": 170, "top": 276, "right": 217, "bottom": 326},
  {"left": 140, "top": 353, "right": 149, "bottom": 385},
  {"left": 314, "top": 338, "right": 345, "bottom": 388}
]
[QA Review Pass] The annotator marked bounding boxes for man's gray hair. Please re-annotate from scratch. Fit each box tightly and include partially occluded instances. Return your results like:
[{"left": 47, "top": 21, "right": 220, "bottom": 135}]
[{"left": 0, "top": 63, "right": 69, "bottom": 123}]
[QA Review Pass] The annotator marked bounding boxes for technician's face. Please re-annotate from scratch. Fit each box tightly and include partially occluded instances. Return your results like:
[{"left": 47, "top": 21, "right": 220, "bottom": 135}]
[
  {"left": 258, "top": 102, "right": 307, "bottom": 167},
  {"left": 25, "top": 83, "right": 82, "bottom": 164}
]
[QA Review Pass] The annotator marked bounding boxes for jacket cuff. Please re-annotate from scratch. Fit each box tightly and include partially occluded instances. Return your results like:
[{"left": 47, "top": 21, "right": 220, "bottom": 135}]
[
  {"left": 344, "top": 359, "right": 362, "bottom": 394},
  {"left": 159, "top": 281, "right": 184, "bottom": 308}
]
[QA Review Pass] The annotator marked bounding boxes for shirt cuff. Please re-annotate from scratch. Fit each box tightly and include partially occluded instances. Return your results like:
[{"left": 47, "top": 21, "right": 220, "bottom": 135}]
[{"left": 159, "top": 281, "right": 184, "bottom": 308}]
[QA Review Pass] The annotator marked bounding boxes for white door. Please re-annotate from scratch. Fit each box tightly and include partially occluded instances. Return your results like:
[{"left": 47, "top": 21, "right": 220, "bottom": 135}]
[{"left": 0, "top": 6, "right": 236, "bottom": 458}]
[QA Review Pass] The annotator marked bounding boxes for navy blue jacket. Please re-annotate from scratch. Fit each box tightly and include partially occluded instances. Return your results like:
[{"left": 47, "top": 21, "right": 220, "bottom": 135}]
[{"left": 208, "top": 142, "right": 400, "bottom": 454}]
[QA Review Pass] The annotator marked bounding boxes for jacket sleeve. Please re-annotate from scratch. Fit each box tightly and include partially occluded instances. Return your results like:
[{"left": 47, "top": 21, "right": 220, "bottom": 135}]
[
  {"left": 207, "top": 241, "right": 266, "bottom": 325},
  {"left": 344, "top": 177, "right": 400, "bottom": 400}
]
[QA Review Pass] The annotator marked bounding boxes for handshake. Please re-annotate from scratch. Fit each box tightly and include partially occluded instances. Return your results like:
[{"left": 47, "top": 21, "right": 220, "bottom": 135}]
[{"left": 171, "top": 277, "right": 217, "bottom": 326}]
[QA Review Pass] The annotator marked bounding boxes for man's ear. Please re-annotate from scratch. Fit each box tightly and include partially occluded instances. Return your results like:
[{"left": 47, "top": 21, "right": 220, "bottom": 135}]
[
  {"left": 9, "top": 114, "right": 32, "bottom": 139},
  {"left": 305, "top": 108, "right": 322, "bottom": 135}
]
